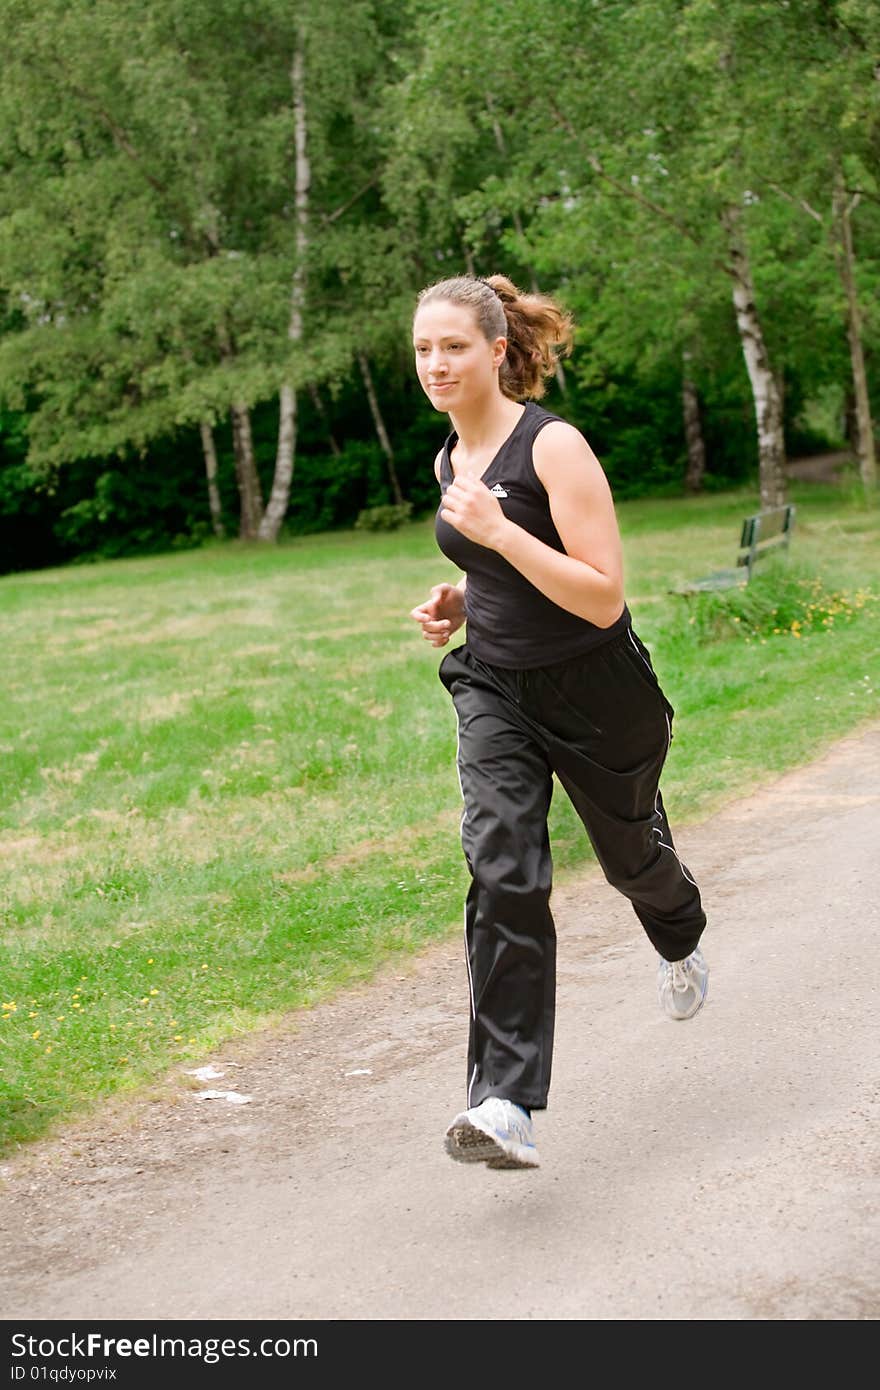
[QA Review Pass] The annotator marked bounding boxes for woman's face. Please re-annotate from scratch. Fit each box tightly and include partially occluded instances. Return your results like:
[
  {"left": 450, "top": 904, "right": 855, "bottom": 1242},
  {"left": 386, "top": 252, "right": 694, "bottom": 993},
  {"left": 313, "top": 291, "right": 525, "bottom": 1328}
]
[{"left": 412, "top": 300, "right": 506, "bottom": 414}]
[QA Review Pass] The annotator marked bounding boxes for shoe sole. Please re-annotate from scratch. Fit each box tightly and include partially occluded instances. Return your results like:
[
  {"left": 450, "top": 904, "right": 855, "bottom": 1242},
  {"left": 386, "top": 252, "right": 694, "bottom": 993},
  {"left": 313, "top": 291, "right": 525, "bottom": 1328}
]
[{"left": 444, "top": 1116, "right": 540, "bottom": 1170}]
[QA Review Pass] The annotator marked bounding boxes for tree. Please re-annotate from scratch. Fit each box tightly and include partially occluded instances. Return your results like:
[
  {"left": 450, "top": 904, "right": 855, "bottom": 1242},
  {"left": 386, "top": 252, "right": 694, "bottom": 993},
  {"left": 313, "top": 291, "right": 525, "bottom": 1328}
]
[
  {"left": 387, "top": 0, "right": 880, "bottom": 506},
  {"left": 0, "top": 0, "right": 409, "bottom": 542},
  {"left": 746, "top": 0, "right": 879, "bottom": 493}
]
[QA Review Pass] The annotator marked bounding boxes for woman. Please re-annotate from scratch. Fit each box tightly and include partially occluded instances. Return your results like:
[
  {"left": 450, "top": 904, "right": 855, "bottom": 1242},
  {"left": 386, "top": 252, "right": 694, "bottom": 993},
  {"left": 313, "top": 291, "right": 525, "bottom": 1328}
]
[{"left": 410, "top": 275, "right": 707, "bottom": 1170}]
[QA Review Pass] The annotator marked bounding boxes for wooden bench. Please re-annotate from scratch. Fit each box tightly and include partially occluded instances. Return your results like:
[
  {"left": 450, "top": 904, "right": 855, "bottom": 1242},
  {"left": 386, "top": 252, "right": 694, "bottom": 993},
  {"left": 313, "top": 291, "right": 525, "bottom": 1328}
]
[{"left": 673, "top": 504, "right": 796, "bottom": 594}]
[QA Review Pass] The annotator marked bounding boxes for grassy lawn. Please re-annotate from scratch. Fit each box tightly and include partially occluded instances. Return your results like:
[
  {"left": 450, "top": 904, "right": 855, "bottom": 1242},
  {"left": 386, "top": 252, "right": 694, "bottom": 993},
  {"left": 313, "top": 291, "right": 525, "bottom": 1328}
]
[{"left": 1, "top": 479, "right": 878, "bottom": 1154}]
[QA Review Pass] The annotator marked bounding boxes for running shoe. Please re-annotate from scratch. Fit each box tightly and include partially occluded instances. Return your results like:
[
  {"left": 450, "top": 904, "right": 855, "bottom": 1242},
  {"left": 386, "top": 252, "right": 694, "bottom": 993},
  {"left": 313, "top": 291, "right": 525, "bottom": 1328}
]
[
  {"left": 657, "top": 945, "right": 709, "bottom": 1021},
  {"left": 444, "top": 1096, "right": 539, "bottom": 1169}
]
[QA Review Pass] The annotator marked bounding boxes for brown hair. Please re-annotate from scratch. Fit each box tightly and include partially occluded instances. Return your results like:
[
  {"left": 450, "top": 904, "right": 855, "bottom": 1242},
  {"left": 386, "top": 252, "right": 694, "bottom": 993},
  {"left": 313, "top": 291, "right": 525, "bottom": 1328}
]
[{"left": 415, "top": 274, "right": 573, "bottom": 401}]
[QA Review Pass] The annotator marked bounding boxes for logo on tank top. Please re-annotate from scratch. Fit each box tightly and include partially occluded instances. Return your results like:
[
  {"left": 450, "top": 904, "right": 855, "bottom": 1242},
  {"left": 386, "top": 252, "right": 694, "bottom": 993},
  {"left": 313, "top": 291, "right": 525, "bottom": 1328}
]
[{"left": 489, "top": 483, "right": 509, "bottom": 498}]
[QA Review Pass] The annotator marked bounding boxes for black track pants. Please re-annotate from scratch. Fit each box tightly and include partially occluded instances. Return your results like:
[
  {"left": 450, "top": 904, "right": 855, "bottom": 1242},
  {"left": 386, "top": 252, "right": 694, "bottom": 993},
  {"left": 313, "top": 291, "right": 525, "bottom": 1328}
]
[{"left": 438, "top": 630, "right": 706, "bottom": 1113}]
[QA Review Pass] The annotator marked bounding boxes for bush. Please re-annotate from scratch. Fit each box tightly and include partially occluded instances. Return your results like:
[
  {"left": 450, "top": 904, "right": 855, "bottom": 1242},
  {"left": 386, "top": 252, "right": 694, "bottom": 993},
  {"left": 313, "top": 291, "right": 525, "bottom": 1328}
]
[
  {"left": 354, "top": 502, "right": 414, "bottom": 532},
  {"left": 669, "top": 557, "right": 877, "bottom": 645}
]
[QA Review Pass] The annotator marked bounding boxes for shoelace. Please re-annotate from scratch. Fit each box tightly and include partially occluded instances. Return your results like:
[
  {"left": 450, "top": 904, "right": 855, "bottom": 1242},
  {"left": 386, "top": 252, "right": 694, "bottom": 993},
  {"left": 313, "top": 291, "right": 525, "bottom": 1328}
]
[{"left": 670, "top": 959, "right": 691, "bottom": 994}]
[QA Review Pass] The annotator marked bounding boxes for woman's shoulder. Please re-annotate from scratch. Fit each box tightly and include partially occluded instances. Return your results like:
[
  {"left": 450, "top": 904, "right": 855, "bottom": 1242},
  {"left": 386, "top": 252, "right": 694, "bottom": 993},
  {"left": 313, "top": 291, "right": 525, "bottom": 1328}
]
[
  {"left": 528, "top": 404, "right": 588, "bottom": 453},
  {"left": 530, "top": 410, "right": 606, "bottom": 491}
]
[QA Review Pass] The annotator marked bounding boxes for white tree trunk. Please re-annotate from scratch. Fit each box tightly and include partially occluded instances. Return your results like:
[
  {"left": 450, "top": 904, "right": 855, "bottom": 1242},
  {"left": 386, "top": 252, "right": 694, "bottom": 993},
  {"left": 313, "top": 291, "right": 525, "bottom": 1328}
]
[
  {"left": 832, "top": 175, "right": 876, "bottom": 492},
  {"left": 722, "top": 204, "right": 787, "bottom": 510},
  {"left": 357, "top": 351, "right": 404, "bottom": 506},
  {"left": 199, "top": 420, "right": 225, "bottom": 538},
  {"left": 681, "top": 353, "right": 706, "bottom": 493},
  {"left": 259, "top": 35, "right": 310, "bottom": 541}
]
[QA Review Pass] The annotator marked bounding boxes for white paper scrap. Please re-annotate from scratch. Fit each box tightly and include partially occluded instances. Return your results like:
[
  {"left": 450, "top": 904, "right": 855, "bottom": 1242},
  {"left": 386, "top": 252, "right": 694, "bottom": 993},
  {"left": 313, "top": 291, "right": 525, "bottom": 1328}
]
[
  {"left": 186, "top": 1065, "right": 225, "bottom": 1081},
  {"left": 344, "top": 1068, "right": 373, "bottom": 1076},
  {"left": 195, "top": 1089, "right": 253, "bottom": 1104}
]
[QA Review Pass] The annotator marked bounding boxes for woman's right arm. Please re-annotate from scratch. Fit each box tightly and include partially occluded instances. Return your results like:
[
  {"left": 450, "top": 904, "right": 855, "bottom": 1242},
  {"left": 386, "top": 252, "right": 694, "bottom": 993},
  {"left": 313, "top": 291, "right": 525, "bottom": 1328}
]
[{"left": 410, "top": 581, "right": 466, "bottom": 646}]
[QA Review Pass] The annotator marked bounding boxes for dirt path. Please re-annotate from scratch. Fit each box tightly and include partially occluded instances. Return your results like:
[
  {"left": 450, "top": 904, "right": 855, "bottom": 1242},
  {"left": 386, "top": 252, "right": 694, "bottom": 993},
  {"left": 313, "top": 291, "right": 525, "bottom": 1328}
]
[
  {"left": 786, "top": 450, "right": 854, "bottom": 484},
  {"left": 2, "top": 721, "right": 879, "bottom": 1322}
]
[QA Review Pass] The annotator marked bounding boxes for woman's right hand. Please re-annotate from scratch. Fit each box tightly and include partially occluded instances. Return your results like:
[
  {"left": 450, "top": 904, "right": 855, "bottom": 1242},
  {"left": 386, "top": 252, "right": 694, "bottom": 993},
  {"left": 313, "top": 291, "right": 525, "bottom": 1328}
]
[{"left": 409, "top": 583, "right": 466, "bottom": 647}]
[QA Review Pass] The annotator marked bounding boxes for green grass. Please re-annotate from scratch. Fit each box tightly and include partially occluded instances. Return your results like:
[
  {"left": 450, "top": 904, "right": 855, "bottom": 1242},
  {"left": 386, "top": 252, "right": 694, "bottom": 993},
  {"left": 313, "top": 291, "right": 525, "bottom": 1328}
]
[{"left": 1, "top": 481, "right": 878, "bottom": 1154}]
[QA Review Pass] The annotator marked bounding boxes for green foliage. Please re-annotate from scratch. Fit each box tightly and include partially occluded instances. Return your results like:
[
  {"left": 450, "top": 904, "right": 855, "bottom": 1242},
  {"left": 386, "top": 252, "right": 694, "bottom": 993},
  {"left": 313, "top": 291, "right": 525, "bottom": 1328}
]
[
  {"left": 670, "top": 557, "right": 878, "bottom": 644},
  {"left": 0, "top": 0, "right": 878, "bottom": 570},
  {"left": 355, "top": 502, "right": 414, "bottom": 532},
  {"left": 54, "top": 463, "right": 213, "bottom": 561},
  {"left": 286, "top": 442, "right": 388, "bottom": 535}
]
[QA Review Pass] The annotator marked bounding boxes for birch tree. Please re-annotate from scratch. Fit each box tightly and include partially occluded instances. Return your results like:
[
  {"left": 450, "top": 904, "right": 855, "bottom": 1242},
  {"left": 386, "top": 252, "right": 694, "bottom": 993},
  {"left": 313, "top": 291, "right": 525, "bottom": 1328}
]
[
  {"left": 747, "top": 0, "right": 879, "bottom": 494},
  {"left": 0, "top": 0, "right": 403, "bottom": 541},
  {"left": 386, "top": 0, "right": 778, "bottom": 492},
  {"left": 0, "top": 0, "right": 284, "bottom": 535},
  {"left": 832, "top": 174, "right": 877, "bottom": 490},
  {"left": 650, "top": 0, "right": 878, "bottom": 499},
  {"left": 389, "top": 0, "right": 879, "bottom": 506},
  {"left": 258, "top": 30, "right": 309, "bottom": 542}
]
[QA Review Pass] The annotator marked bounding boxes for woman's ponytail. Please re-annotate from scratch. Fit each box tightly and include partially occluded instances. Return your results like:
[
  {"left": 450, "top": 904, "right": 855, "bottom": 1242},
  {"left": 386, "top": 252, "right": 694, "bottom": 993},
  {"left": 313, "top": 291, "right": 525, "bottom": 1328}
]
[{"left": 484, "top": 275, "right": 573, "bottom": 401}]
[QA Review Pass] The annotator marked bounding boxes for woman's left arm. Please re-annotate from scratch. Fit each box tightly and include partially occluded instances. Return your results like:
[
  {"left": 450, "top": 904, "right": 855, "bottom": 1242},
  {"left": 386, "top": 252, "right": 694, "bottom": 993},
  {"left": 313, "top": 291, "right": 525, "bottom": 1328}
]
[{"left": 438, "top": 421, "right": 625, "bottom": 629}]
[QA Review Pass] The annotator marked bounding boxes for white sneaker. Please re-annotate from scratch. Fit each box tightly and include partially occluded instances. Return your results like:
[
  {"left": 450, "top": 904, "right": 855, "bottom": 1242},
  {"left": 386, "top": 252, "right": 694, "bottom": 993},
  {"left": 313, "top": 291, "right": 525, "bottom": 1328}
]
[
  {"left": 657, "top": 945, "right": 709, "bottom": 1021},
  {"left": 444, "top": 1097, "right": 539, "bottom": 1169}
]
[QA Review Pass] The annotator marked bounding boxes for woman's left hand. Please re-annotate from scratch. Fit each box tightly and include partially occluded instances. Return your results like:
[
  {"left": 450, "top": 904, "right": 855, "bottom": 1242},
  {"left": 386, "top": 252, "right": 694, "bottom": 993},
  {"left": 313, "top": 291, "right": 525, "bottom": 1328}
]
[{"left": 439, "top": 476, "right": 510, "bottom": 550}]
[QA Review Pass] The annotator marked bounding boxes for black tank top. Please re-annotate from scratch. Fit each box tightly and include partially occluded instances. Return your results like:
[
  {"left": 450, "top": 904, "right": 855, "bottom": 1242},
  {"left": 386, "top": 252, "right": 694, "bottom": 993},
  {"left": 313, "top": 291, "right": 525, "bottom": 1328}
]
[{"left": 434, "top": 401, "right": 630, "bottom": 668}]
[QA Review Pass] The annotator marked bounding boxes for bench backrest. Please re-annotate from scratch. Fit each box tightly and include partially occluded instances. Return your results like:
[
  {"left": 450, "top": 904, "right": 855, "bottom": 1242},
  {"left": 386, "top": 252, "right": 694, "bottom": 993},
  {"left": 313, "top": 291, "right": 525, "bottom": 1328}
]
[{"left": 737, "top": 504, "right": 796, "bottom": 577}]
